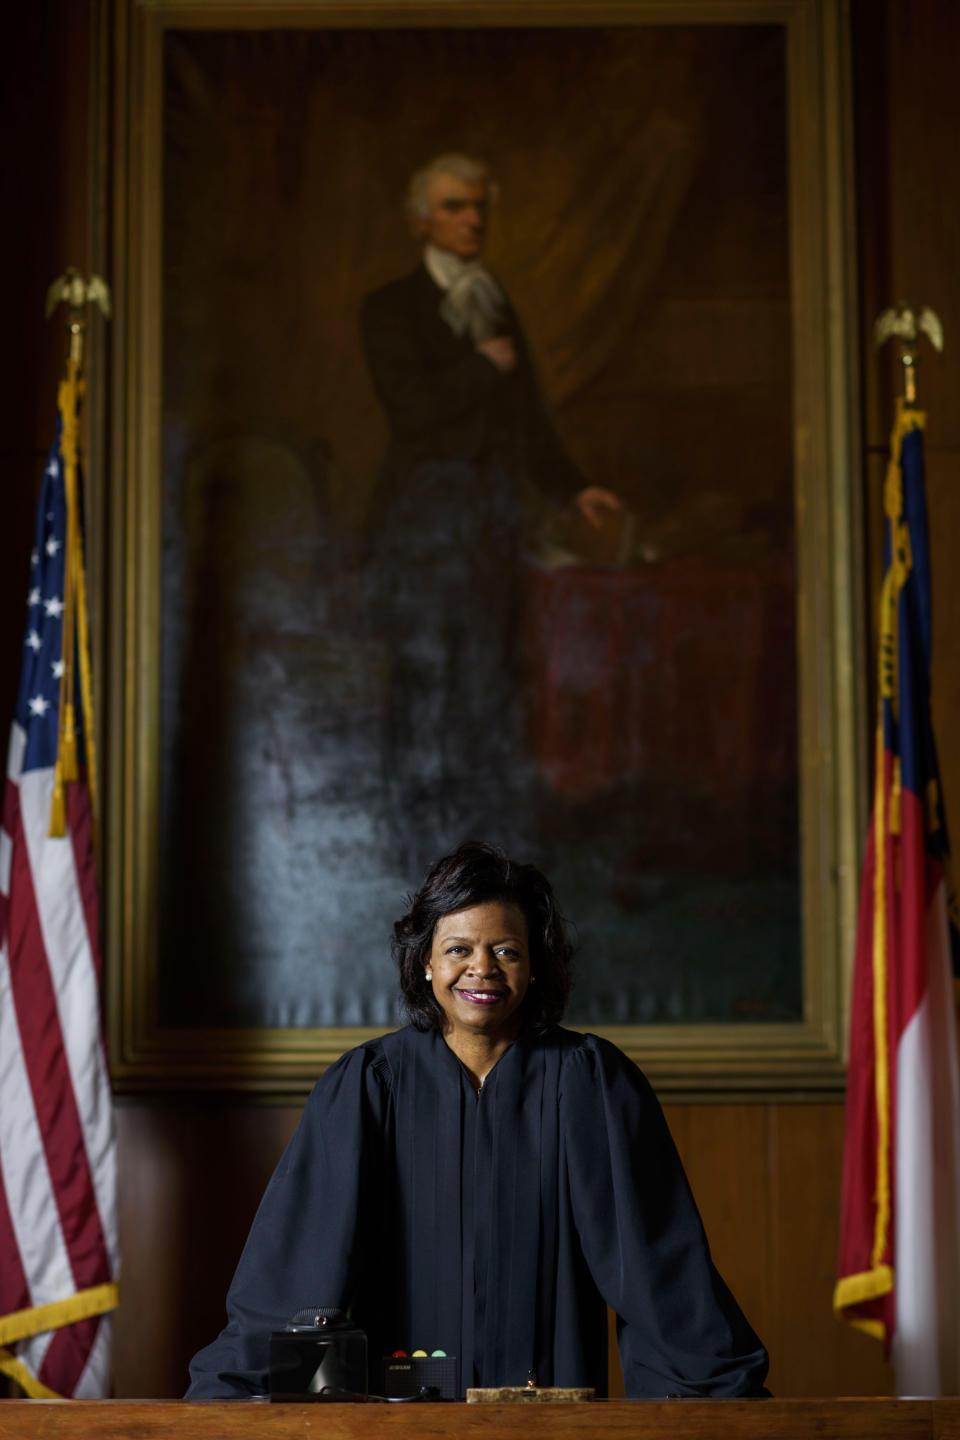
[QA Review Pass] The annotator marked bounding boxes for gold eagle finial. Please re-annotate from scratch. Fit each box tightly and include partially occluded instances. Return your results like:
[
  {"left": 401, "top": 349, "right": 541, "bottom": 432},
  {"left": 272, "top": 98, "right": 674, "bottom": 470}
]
[
  {"left": 874, "top": 302, "right": 944, "bottom": 404},
  {"left": 45, "top": 268, "right": 112, "bottom": 320},
  {"left": 45, "top": 268, "right": 112, "bottom": 368}
]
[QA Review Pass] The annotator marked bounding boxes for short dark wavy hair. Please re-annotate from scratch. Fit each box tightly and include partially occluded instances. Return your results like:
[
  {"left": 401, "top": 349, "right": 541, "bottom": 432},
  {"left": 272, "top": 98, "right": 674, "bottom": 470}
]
[{"left": 394, "top": 841, "right": 573, "bottom": 1033}]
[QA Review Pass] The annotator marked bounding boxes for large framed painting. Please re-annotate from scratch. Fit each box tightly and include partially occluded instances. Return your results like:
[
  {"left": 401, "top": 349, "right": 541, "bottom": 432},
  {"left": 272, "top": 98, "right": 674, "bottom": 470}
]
[{"left": 104, "top": 0, "right": 864, "bottom": 1094}]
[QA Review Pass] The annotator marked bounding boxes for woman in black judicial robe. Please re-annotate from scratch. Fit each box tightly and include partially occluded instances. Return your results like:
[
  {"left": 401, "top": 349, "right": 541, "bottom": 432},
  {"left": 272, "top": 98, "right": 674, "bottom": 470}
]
[{"left": 186, "top": 842, "right": 769, "bottom": 1399}]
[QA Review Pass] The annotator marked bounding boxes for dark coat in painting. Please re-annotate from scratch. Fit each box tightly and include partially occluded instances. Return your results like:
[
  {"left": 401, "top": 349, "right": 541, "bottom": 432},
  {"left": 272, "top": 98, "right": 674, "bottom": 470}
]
[
  {"left": 186, "top": 1026, "right": 769, "bottom": 1399},
  {"left": 358, "top": 265, "right": 585, "bottom": 866},
  {"left": 359, "top": 261, "right": 583, "bottom": 500}
]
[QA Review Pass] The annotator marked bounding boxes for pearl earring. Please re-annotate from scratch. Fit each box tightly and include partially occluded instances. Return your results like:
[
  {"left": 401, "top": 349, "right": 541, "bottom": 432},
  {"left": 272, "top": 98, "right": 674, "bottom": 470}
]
[{"left": 425, "top": 970, "right": 433, "bottom": 982}]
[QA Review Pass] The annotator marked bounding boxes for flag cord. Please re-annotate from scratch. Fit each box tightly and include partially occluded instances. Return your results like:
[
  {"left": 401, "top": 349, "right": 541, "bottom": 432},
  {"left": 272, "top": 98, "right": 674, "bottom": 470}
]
[{"left": 48, "top": 355, "right": 98, "bottom": 844}]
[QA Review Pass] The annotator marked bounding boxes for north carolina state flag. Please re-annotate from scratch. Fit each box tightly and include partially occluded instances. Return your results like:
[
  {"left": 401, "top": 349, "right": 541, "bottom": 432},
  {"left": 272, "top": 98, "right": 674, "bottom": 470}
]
[{"left": 834, "top": 400, "right": 960, "bottom": 1394}]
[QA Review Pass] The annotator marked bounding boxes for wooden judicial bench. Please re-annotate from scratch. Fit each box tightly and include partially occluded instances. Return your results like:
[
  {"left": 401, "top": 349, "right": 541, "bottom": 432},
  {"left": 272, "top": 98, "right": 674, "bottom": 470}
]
[{"left": 3, "top": 1399, "right": 960, "bottom": 1440}]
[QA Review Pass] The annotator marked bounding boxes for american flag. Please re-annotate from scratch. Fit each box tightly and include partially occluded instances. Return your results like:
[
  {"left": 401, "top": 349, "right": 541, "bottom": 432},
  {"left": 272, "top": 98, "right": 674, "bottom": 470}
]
[{"left": 0, "top": 406, "right": 118, "bottom": 1397}]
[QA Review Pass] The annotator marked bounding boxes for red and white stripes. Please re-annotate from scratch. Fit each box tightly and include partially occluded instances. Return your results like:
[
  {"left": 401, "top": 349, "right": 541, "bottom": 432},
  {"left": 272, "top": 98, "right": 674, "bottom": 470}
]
[
  {"left": 0, "top": 722, "right": 118, "bottom": 1397},
  {"left": 891, "top": 861, "right": 960, "bottom": 1395}
]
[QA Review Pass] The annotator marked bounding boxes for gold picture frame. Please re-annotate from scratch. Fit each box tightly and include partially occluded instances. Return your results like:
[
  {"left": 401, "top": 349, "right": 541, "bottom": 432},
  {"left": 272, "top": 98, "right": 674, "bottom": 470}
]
[{"left": 104, "top": 0, "right": 864, "bottom": 1097}]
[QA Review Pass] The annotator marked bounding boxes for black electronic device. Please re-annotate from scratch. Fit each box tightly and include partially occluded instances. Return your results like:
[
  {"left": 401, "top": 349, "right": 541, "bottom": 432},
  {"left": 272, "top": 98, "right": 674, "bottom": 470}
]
[
  {"left": 269, "top": 1307, "right": 368, "bottom": 1401},
  {"left": 383, "top": 1353, "right": 458, "bottom": 1400}
]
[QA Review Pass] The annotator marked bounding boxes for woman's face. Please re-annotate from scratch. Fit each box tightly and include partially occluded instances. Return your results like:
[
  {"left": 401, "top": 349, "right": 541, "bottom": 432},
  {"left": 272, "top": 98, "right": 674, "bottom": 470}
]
[{"left": 426, "top": 900, "right": 531, "bottom": 1042}]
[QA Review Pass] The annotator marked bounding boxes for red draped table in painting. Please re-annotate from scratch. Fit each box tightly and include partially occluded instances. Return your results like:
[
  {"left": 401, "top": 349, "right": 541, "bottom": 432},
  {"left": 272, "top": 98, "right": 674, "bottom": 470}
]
[{"left": 523, "top": 554, "right": 796, "bottom": 802}]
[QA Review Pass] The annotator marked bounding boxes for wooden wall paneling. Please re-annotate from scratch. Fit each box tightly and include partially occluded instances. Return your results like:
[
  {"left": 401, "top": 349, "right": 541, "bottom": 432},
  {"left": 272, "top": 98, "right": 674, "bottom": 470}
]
[
  {"left": 663, "top": 1104, "right": 773, "bottom": 1371},
  {"left": 114, "top": 1104, "right": 301, "bottom": 1398},
  {"left": 880, "top": 2, "right": 960, "bottom": 453},
  {"left": 767, "top": 1103, "right": 891, "bottom": 1396},
  {"left": 606, "top": 1306, "right": 624, "bottom": 1399},
  {"left": 926, "top": 449, "right": 960, "bottom": 836}
]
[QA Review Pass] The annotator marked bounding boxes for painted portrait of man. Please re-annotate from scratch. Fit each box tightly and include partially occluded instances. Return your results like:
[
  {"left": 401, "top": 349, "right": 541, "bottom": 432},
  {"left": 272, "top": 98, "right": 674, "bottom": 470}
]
[
  {"left": 158, "top": 24, "right": 799, "bottom": 1033},
  {"left": 360, "top": 153, "right": 621, "bottom": 873}
]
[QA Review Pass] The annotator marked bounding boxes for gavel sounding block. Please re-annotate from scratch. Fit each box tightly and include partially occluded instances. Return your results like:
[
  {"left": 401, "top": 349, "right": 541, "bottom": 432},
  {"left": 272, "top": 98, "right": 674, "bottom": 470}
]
[{"left": 466, "top": 1387, "right": 595, "bottom": 1403}]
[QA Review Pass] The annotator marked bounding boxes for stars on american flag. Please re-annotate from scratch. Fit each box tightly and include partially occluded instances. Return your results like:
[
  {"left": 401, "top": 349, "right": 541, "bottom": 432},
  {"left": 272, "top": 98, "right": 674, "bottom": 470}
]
[{"left": 18, "top": 433, "right": 73, "bottom": 769}]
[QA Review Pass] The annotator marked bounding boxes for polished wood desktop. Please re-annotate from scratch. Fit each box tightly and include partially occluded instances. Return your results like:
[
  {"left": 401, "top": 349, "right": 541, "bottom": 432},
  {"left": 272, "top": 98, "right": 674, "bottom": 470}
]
[{"left": 2, "top": 1399, "right": 959, "bottom": 1440}]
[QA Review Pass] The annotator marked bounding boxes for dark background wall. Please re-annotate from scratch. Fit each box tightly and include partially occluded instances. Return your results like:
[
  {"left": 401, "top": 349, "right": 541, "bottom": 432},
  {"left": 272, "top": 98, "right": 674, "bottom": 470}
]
[
  {"left": 3, "top": 0, "right": 958, "bottom": 1398},
  {"left": 2, "top": 2, "right": 92, "bottom": 732}
]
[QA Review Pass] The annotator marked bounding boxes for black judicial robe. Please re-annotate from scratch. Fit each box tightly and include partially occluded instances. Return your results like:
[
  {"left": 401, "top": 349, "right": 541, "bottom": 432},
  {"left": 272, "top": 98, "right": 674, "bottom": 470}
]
[{"left": 186, "top": 1026, "right": 769, "bottom": 1399}]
